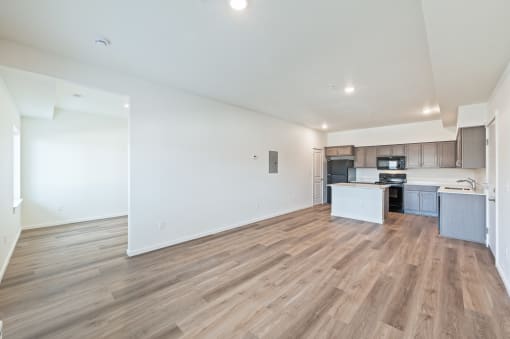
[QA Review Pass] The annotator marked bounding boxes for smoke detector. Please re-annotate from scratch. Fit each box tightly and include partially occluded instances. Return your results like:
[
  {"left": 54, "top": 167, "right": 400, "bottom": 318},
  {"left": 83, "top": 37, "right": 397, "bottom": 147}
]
[{"left": 95, "top": 37, "right": 111, "bottom": 47}]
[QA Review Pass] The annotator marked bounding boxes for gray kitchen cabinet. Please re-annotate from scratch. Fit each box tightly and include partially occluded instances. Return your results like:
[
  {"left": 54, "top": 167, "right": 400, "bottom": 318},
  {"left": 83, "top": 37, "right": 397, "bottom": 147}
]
[
  {"left": 438, "top": 141, "right": 457, "bottom": 168},
  {"left": 405, "top": 144, "right": 422, "bottom": 168},
  {"left": 439, "top": 193, "right": 486, "bottom": 244},
  {"left": 325, "top": 145, "right": 354, "bottom": 157},
  {"left": 391, "top": 144, "right": 406, "bottom": 156},
  {"left": 354, "top": 147, "right": 366, "bottom": 168},
  {"left": 420, "top": 191, "right": 438, "bottom": 215},
  {"left": 421, "top": 143, "right": 438, "bottom": 168},
  {"left": 404, "top": 185, "right": 439, "bottom": 216},
  {"left": 376, "top": 145, "right": 392, "bottom": 156},
  {"left": 365, "top": 146, "right": 377, "bottom": 168},
  {"left": 456, "top": 126, "right": 486, "bottom": 169},
  {"left": 404, "top": 191, "right": 421, "bottom": 214}
]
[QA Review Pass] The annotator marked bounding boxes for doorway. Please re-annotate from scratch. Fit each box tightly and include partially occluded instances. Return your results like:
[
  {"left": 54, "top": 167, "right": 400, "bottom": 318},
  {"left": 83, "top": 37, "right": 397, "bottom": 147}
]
[
  {"left": 487, "top": 118, "right": 497, "bottom": 255},
  {"left": 313, "top": 149, "right": 324, "bottom": 205}
]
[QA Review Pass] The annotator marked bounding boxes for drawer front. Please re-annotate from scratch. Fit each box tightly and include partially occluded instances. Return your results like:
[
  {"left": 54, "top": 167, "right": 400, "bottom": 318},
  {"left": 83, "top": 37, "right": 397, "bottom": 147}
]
[{"left": 404, "top": 185, "right": 439, "bottom": 192}]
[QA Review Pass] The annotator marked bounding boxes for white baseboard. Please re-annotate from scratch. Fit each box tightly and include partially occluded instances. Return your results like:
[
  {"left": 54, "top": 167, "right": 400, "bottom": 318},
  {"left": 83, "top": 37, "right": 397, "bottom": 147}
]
[
  {"left": 496, "top": 262, "right": 510, "bottom": 297},
  {"left": 23, "top": 213, "right": 128, "bottom": 230},
  {"left": 0, "top": 228, "right": 21, "bottom": 283},
  {"left": 126, "top": 205, "right": 312, "bottom": 257}
]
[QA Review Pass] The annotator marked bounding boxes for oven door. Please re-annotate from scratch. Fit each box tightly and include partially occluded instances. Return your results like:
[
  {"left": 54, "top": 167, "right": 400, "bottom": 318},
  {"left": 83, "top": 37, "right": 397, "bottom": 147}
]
[{"left": 388, "top": 186, "right": 403, "bottom": 213}]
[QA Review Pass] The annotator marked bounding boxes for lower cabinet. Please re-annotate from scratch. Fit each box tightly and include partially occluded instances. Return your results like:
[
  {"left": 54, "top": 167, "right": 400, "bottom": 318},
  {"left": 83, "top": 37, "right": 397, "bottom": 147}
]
[
  {"left": 439, "top": 193, "right": 486, "bottom": 244},
  {"left": 404, "top": 185, "right": 439, "bottom": 217}
]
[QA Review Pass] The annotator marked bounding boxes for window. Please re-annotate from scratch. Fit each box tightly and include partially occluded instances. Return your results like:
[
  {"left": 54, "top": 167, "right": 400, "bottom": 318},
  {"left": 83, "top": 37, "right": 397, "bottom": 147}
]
[{"left": 13, "top": 125, "right": 21, "bottom": 208}]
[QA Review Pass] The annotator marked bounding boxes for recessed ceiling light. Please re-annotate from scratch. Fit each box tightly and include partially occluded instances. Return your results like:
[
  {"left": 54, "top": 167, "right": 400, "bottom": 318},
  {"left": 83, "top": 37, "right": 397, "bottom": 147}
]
[
  {"left": 321, "top": 123, "right": 328, "bottom": 130},
  {"left": 124, "top": 103, "right": 130, "bottom": 109},
  {"left": 423, "top": 106, "right": 440, "bottom": 115},
  {"left": 230, "top": 0, "right": 248, "bottom": 11},
  {"left": 344, "top": 86, "right": 355, "bottom": 95},
  {"left": 95, "top": 37, "right": 111, "bottom": 47}
]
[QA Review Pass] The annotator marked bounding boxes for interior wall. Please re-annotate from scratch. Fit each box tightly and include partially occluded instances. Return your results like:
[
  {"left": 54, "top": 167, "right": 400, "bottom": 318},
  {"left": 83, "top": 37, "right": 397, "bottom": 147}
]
[
  {"left": 0, "top": 40, "right": 326, "bottom": 256},
  {"left": 129, "top": 87, "right": 325, "bottom": 255},
  {"left": 457, "top": 103, "right": 488, "bottom": 128},
  {"left": 488, "top": 61, "right": 510, "bottom": 295},
  {"left": 327, "top": 120, "right": 457, "bottom": 146},
  {"left": 0, "top": 75, "right": 21, "bottom": 281},
  {"left": 21, "top": 110, "right": 128, "bottom": 228}
]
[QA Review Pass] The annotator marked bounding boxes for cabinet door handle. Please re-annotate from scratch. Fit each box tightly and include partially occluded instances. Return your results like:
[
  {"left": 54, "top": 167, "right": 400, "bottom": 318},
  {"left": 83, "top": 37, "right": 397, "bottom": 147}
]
[{"left": 488, "top": 198, "right": 496, "bottom": 202}]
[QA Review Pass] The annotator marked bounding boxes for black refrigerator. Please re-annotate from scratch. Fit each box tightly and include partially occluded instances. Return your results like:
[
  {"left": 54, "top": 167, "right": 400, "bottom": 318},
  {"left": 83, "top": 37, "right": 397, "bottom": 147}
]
[{"left": 326, "top": 159, "right": 355, "bottom": 204}]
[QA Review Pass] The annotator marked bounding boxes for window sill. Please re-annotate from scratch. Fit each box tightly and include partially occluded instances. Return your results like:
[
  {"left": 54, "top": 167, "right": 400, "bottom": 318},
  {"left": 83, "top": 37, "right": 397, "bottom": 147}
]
[{"left": 13, "top": 198, "right": 23, "bottom": 209}]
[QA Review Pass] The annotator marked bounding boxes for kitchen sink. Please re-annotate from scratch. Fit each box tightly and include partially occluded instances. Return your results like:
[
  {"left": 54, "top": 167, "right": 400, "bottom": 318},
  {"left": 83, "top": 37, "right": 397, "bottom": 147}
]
[{"left": 444, "top": 187, "right": 472, "bottom": 191}]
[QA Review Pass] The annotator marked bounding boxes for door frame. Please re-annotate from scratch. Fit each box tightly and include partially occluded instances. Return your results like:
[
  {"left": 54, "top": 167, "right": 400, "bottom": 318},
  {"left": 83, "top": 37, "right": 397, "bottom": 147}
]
[
  {"left": 486, "top": 115, "right": 498, "bottom": 258},
  {"left": 312, "top": 148, "right": 324, "bottom": 205}
]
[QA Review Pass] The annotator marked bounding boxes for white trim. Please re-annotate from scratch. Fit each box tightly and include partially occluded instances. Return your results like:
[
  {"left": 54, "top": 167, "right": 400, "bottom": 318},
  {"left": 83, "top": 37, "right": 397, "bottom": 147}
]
[
  {"left": 126, "top": 205, "right": 312, "bottom": 257},
  {"left": 23, "top": 213, "right": 128, "bottom": 230},
  {"left": 0, "top": 228, "right": 21, "bottom": 283},
  {"left": 496, "top": 263, "right": 510, "bottom": 297}
]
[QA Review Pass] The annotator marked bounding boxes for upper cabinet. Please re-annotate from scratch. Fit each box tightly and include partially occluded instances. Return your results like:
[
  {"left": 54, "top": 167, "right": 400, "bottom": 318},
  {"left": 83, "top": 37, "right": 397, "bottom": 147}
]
[
  {"left": 438, "top": 141, "right": 457, "bottom": 168},
  {"left": 456, "top": 126, "right": 486, "bottom": 169},
  {"left": 376, "top": 145, "right": 392, "bottom": 156},
  {"left": 353, "top": 146, "right": 377, "bottom": 168},
  {"left": 405, "top": 144, "right": 422, "bottom": 168},
  {"left": 365, "top": 147, "right": 377, "bottom": 168},
  {"left": 421, "top": 143, "right": 438, "bottom": 168},
  {"left": 354, "top": 147, "right": 366, "bottom": 168},
  {"left": 350, "top": 129, "right": 485, "bottom": 169},
  {"left": 405, "top": 143, "right": 438, "bottom": 169},
  {"left": 391, "top": 144, "right": 406, "bottom": 156},
  {"left": 325, "top": 145, "right": 354, "bottom": 157},
  {"left": 376, "top": 144, "right": 405, "bottom": 157}
]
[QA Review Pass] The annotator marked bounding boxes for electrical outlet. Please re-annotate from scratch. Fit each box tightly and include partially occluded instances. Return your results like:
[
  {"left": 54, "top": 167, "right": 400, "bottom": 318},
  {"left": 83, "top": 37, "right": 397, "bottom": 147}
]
[
  {"left": 506, "top": 247, "right": 510, "bottom": 259},
  {"left": 158, "top": 221, "right": 167, "bottom": 231}
]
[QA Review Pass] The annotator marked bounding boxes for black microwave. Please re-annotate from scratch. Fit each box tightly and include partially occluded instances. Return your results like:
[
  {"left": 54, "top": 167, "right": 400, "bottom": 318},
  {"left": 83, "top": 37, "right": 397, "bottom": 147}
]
[{"left": 377, "top": 156, "right": 406, "bottom": 170}]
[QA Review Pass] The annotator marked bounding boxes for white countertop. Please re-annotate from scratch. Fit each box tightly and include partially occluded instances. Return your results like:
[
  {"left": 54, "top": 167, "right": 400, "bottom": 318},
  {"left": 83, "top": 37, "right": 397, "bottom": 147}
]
[
  {"left": 438, "top": 186, "right": 486, "bottom": 196},
  {"left": 328, "top": 183, "right": 390, "bottom": 190},
  {"left": 405, "top": 181, "right": 442, "bottom": 186}
]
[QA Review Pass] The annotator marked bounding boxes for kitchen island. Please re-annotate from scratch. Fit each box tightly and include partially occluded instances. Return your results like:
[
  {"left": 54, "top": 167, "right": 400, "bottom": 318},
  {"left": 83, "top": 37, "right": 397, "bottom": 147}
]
[{"left": 329, "top": 183, "right": 390, "bottom": 224}]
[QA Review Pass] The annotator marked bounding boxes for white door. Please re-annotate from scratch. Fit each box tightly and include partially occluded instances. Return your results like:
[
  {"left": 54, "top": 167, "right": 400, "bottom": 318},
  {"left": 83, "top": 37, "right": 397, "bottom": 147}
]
[
  {"left": 487, "top": 121, "right": 497, "bottom": 254},
  {"left": 313, "top": 149, "right": 324, "bottom": 205}
]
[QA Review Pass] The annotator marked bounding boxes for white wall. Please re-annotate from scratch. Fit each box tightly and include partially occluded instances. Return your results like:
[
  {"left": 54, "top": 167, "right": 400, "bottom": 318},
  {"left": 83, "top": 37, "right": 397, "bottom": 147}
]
[
  {"left": 0, "top": 75, "right": 21, "bottom": 281},
  {"left": 21, "top": 110, "right": 128, "bottom": 228},
  {"left": 0, "top": 40, "right": 326, "bottom": 256},
  {"left": 488, "top": 61, "right": 510, "bottom": 294},
  {"left": 129, "top": 87, "right": 325, "bottom": 255},
  {"left": 328, "top": 120, "right": 457, "bottom": 146},
  {"left": 457, "top": 103, "right": 488, "bottom": 128}
]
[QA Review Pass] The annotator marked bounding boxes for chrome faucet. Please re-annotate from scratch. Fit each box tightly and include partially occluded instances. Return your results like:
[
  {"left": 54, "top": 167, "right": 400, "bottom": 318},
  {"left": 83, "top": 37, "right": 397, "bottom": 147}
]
[{"left": 456, "top": 177, "right": 476, "bottom": 190}]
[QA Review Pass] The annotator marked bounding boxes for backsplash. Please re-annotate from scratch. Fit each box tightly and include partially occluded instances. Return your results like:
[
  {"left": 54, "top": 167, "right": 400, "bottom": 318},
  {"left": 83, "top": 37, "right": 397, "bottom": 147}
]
[{"left": 355, "top": 168, "right": 486, "bottom": 187}]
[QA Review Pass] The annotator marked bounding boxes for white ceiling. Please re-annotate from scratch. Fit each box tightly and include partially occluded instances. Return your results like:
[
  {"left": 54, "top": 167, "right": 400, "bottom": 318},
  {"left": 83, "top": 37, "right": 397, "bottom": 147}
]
[
  {"left": 0, "top": 0, "right": 508, "bottom": 131},
  {"left": 0, "top": 67, "right": 129, "bottom": 119}
]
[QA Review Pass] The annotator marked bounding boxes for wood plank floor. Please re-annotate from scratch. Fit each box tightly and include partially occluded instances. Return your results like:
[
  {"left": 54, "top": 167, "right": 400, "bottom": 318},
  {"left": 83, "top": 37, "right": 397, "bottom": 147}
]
[{"left": 1, "top": 205, "right": 509, "bottom": 338}]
